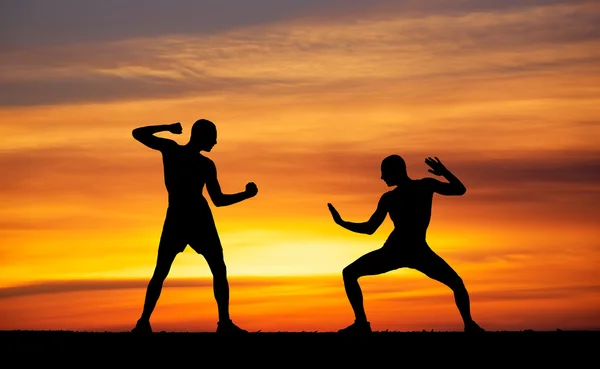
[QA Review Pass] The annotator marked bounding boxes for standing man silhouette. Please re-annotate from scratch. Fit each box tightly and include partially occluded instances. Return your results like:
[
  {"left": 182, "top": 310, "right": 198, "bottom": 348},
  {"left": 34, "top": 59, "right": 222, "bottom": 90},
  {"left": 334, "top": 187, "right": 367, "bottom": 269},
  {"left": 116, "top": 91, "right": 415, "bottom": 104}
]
[
  {"left": 328, "top": 155, "right": 484, "bottom": 334},
  {"left": 131, "top": 119, "right": 257, "bottom": 334}
]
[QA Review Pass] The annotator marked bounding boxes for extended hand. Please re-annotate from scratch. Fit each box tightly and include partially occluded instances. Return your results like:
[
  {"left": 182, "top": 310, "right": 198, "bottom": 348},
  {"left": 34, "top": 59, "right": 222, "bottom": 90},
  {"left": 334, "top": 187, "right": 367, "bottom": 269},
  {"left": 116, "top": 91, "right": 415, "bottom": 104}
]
[
  {"left": 327, "top": 203, "right": 342, "bottom": 224},
  {"left": 245, "top": 182, "right": 258, "bottom": 198},
  {"left": 170, "top": 122, "right": 183, "bottom": 134},
  {"left": 425, "top": 157, "right": 448, "bottom": 176}
]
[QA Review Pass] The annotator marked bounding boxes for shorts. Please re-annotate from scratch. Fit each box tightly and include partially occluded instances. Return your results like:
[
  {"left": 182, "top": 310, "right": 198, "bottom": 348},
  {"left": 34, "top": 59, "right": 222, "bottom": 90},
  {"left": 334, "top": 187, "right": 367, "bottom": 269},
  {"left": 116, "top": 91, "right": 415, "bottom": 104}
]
[{"left": 157, "top": 205, "right": 223, "bottom": 257}]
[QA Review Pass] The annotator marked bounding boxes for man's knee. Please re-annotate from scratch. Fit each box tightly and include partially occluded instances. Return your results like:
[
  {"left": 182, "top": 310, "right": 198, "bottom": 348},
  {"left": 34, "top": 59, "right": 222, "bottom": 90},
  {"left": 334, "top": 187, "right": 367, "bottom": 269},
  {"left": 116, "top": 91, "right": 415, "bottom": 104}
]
[
  {"left": 151, "top": 265, "right": 170, "bottom": 282},
  {"left": 213, "top": 265, "right": 227, "bottom": 279},
  {"left": 342, "top": 265, "right": 359, "bottom": 281},
  {"left": 151, "top": 253, "right": 176, "bottom": 282},
  {"left": 448, "top": 274, "right": 465, "bottom": 291},
  {"left": 208, "top": 257, "right": 227, "bottom": 279}
]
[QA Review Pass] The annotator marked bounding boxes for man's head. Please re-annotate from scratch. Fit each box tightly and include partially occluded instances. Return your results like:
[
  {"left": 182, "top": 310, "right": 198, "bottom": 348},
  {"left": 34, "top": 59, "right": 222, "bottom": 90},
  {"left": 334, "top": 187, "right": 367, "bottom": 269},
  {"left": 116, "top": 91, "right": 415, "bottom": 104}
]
[
  {"left": 189, "top": 119, "right": 217, "bottom": 151},
  {"left": 381, "top": 154, "right": 408, "bottom": 186}
]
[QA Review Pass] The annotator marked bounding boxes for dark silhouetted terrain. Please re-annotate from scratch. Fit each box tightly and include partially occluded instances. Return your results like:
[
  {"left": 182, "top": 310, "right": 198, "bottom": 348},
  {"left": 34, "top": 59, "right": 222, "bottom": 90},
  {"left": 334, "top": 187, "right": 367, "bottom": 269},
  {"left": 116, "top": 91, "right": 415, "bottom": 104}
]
[{"left": 2, "top": 330, "right": 596, "bottom": 365}]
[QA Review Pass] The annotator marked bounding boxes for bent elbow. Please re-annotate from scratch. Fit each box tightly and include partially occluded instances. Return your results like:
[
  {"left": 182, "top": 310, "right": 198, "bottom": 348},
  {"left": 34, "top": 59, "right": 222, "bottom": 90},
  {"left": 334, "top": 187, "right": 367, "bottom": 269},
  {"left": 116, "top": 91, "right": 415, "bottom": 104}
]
[
  {"left": 132, "top": 129, "right": 142, "bottom": 141},
  {"left": 211, "top": 196, "right": 225, "bottom": 207},
  {"left": 459, "top": 186, "right": 467, "bottom": 195}
]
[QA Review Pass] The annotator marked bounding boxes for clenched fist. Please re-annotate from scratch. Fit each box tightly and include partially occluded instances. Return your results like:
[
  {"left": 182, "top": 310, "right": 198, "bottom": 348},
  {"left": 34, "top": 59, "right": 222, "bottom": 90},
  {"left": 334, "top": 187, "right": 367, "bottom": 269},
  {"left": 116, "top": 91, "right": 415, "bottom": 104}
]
[
  {"left": 245, "top": 182, "right": 258, "bottom": 198},
  {"left": 169, "top": 122, "right": 183, "bottom": 134}
]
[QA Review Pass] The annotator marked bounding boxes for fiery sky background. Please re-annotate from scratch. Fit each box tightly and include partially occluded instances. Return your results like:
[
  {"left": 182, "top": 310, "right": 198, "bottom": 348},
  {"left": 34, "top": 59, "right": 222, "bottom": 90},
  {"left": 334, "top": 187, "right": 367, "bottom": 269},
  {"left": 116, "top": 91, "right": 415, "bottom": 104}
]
[{"left": 1, "top": 0, "right": 599, "bottom": 332}]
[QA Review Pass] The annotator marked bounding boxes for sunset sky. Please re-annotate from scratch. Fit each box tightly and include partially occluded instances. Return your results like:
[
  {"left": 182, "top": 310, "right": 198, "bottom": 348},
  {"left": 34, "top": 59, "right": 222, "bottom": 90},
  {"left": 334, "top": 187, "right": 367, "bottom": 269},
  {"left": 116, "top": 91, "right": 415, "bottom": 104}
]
[{"left": 1, "top": 0, "right": 599, "bottom": 332}]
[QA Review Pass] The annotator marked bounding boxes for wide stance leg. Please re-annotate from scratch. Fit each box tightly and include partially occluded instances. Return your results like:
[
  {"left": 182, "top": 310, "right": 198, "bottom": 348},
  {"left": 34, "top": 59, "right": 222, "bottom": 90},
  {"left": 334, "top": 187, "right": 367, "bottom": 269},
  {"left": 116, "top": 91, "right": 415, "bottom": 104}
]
[
  {"left": 203, "top": 250, "right": 230, "bottom": 322},
  {"left": 140, "top": 251, "right": 177, "bottom": 322},
  {"left": 132, "top": 212, "right": 184, "bottom": 334},
  {"left": 202, "top": 247, "right": 248, "bottom": 334},
  {"left": 131, "top": 249, "right": 178, "bottom": 334},
  {"left": 341, "top": 248, "right": 399, "bottom": 332},
  {"left": 413, "top": 248, "right": 484, "bottom": 332}
]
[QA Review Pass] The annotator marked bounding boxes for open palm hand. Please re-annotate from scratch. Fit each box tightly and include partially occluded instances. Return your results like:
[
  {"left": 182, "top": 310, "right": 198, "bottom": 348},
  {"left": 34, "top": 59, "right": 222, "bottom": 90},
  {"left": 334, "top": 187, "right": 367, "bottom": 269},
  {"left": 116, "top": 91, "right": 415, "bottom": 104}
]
[
  {"left": 425, "top": 157, "right": 448, "bottom": 176},
  {"left": 327, "top": 203, "right": 342, "bottom": 224}
]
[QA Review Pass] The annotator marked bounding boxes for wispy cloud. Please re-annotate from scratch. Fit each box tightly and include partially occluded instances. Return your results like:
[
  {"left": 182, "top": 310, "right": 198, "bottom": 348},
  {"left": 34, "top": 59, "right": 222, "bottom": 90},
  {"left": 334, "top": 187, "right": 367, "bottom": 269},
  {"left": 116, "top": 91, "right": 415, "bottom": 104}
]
[
  {"left": 2, "top": 144, "right": 598, "bottom": 211},
  {"left": 1, "top": 0, "right": 598, "bottom": 106},
  {"left": 4, "top": 275, "right": 599, "bottom": 304},
  {"left": 0, "top": 277, "right": 300, "bottom": 299},
  {"left": 1, "top": 276, "right": 598, "bottom": 331},
  {"left": 2, "top": 1, "right": 584, "bottom": 47}
]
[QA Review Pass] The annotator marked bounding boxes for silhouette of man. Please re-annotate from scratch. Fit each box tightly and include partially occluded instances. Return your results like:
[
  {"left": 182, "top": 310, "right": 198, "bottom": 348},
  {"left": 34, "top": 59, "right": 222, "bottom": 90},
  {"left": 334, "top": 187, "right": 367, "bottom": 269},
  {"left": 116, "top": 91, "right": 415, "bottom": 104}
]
[
  {"left": 131, "top": 119, "right": 258, "bottom": 334},
  {"left": 328, "top": 155, "right": 484, "bottom": 334}
]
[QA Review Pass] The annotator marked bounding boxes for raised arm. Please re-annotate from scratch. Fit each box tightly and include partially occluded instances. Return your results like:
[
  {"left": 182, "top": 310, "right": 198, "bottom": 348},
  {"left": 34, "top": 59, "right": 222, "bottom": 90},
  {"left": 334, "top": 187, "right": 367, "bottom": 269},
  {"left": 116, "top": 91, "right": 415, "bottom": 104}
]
[
  {"left": 423, "top": 156, "right": 466, "bottom": 196},
  {"left": 132, "top": 122, "right": 182, "bottom": 151},
  {"left": 205, "top": 160, "right": 258, "bottom": 207},
  {"left": 327, "top": 194, "right": 389, "bottom": 235}
]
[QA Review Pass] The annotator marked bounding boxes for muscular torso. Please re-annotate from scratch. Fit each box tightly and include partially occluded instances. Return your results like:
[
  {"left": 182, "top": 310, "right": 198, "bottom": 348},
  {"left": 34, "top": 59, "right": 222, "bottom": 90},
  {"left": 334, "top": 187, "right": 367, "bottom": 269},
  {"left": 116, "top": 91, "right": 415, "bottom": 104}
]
[
  {"left": 384, "top": 179, "right": 434, "bottom": 245},
  {"left": 161, "top": 145, "right": 213, "bottom": 208}
]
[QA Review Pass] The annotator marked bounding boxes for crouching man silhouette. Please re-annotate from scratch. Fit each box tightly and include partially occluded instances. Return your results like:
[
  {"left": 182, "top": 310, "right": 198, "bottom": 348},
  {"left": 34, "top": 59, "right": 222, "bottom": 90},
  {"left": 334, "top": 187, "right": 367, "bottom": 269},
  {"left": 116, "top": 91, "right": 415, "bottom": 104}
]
[{"left": 328, "top": 155, "right": 484, "bottom": 334}]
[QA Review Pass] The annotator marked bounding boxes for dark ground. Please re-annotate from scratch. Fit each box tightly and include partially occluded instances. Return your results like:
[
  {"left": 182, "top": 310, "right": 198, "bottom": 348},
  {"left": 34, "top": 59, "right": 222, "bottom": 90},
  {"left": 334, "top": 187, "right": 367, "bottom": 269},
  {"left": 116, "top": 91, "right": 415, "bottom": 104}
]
[{"left": 3, "top": 330, "right": 596, "bottom": 365}]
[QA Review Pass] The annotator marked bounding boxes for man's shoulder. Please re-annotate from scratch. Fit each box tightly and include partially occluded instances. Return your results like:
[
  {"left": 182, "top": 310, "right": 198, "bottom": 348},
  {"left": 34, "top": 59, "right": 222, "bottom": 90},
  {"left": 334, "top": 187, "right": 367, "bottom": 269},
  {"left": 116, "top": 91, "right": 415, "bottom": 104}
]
[
  {"left": 416, "top": 177, "right": 440, "bottom": 193},
  {"left": 198, "top": 154, "right": 216, "bottom": 168},
  {"left": 380, "top": 190, "right": 395, "bottom": 201},
  {"left": 198, "top": 154, "right": 214, "bottom": 162},
  {"left": 418, "top": 177, "right": 438, "bottom": 186},
  {"left": 160, "top": 140, "right": 181, "bottom": 154}
]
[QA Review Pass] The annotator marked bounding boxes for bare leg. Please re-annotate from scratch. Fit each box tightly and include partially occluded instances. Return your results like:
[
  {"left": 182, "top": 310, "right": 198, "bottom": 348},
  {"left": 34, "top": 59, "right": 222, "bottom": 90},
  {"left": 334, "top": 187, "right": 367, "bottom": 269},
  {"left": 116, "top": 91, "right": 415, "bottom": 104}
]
[
  {"left": 412, "top": 248, "right": 482, "bottom": 331},
  {"left": 342, "top": 248, "right": 399, "bottom": 324},
  {"left": 139, "top": 250, "right": 177, "bottom": 323},
  {"left": 134, "top": 212, "right": 184, "bottom": 332},
  {"left": 203, "top": 249, "right": 230, "bottom": 322},
  {"left": 201, "top": 247, "right": 248, "bottom": 334}
]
